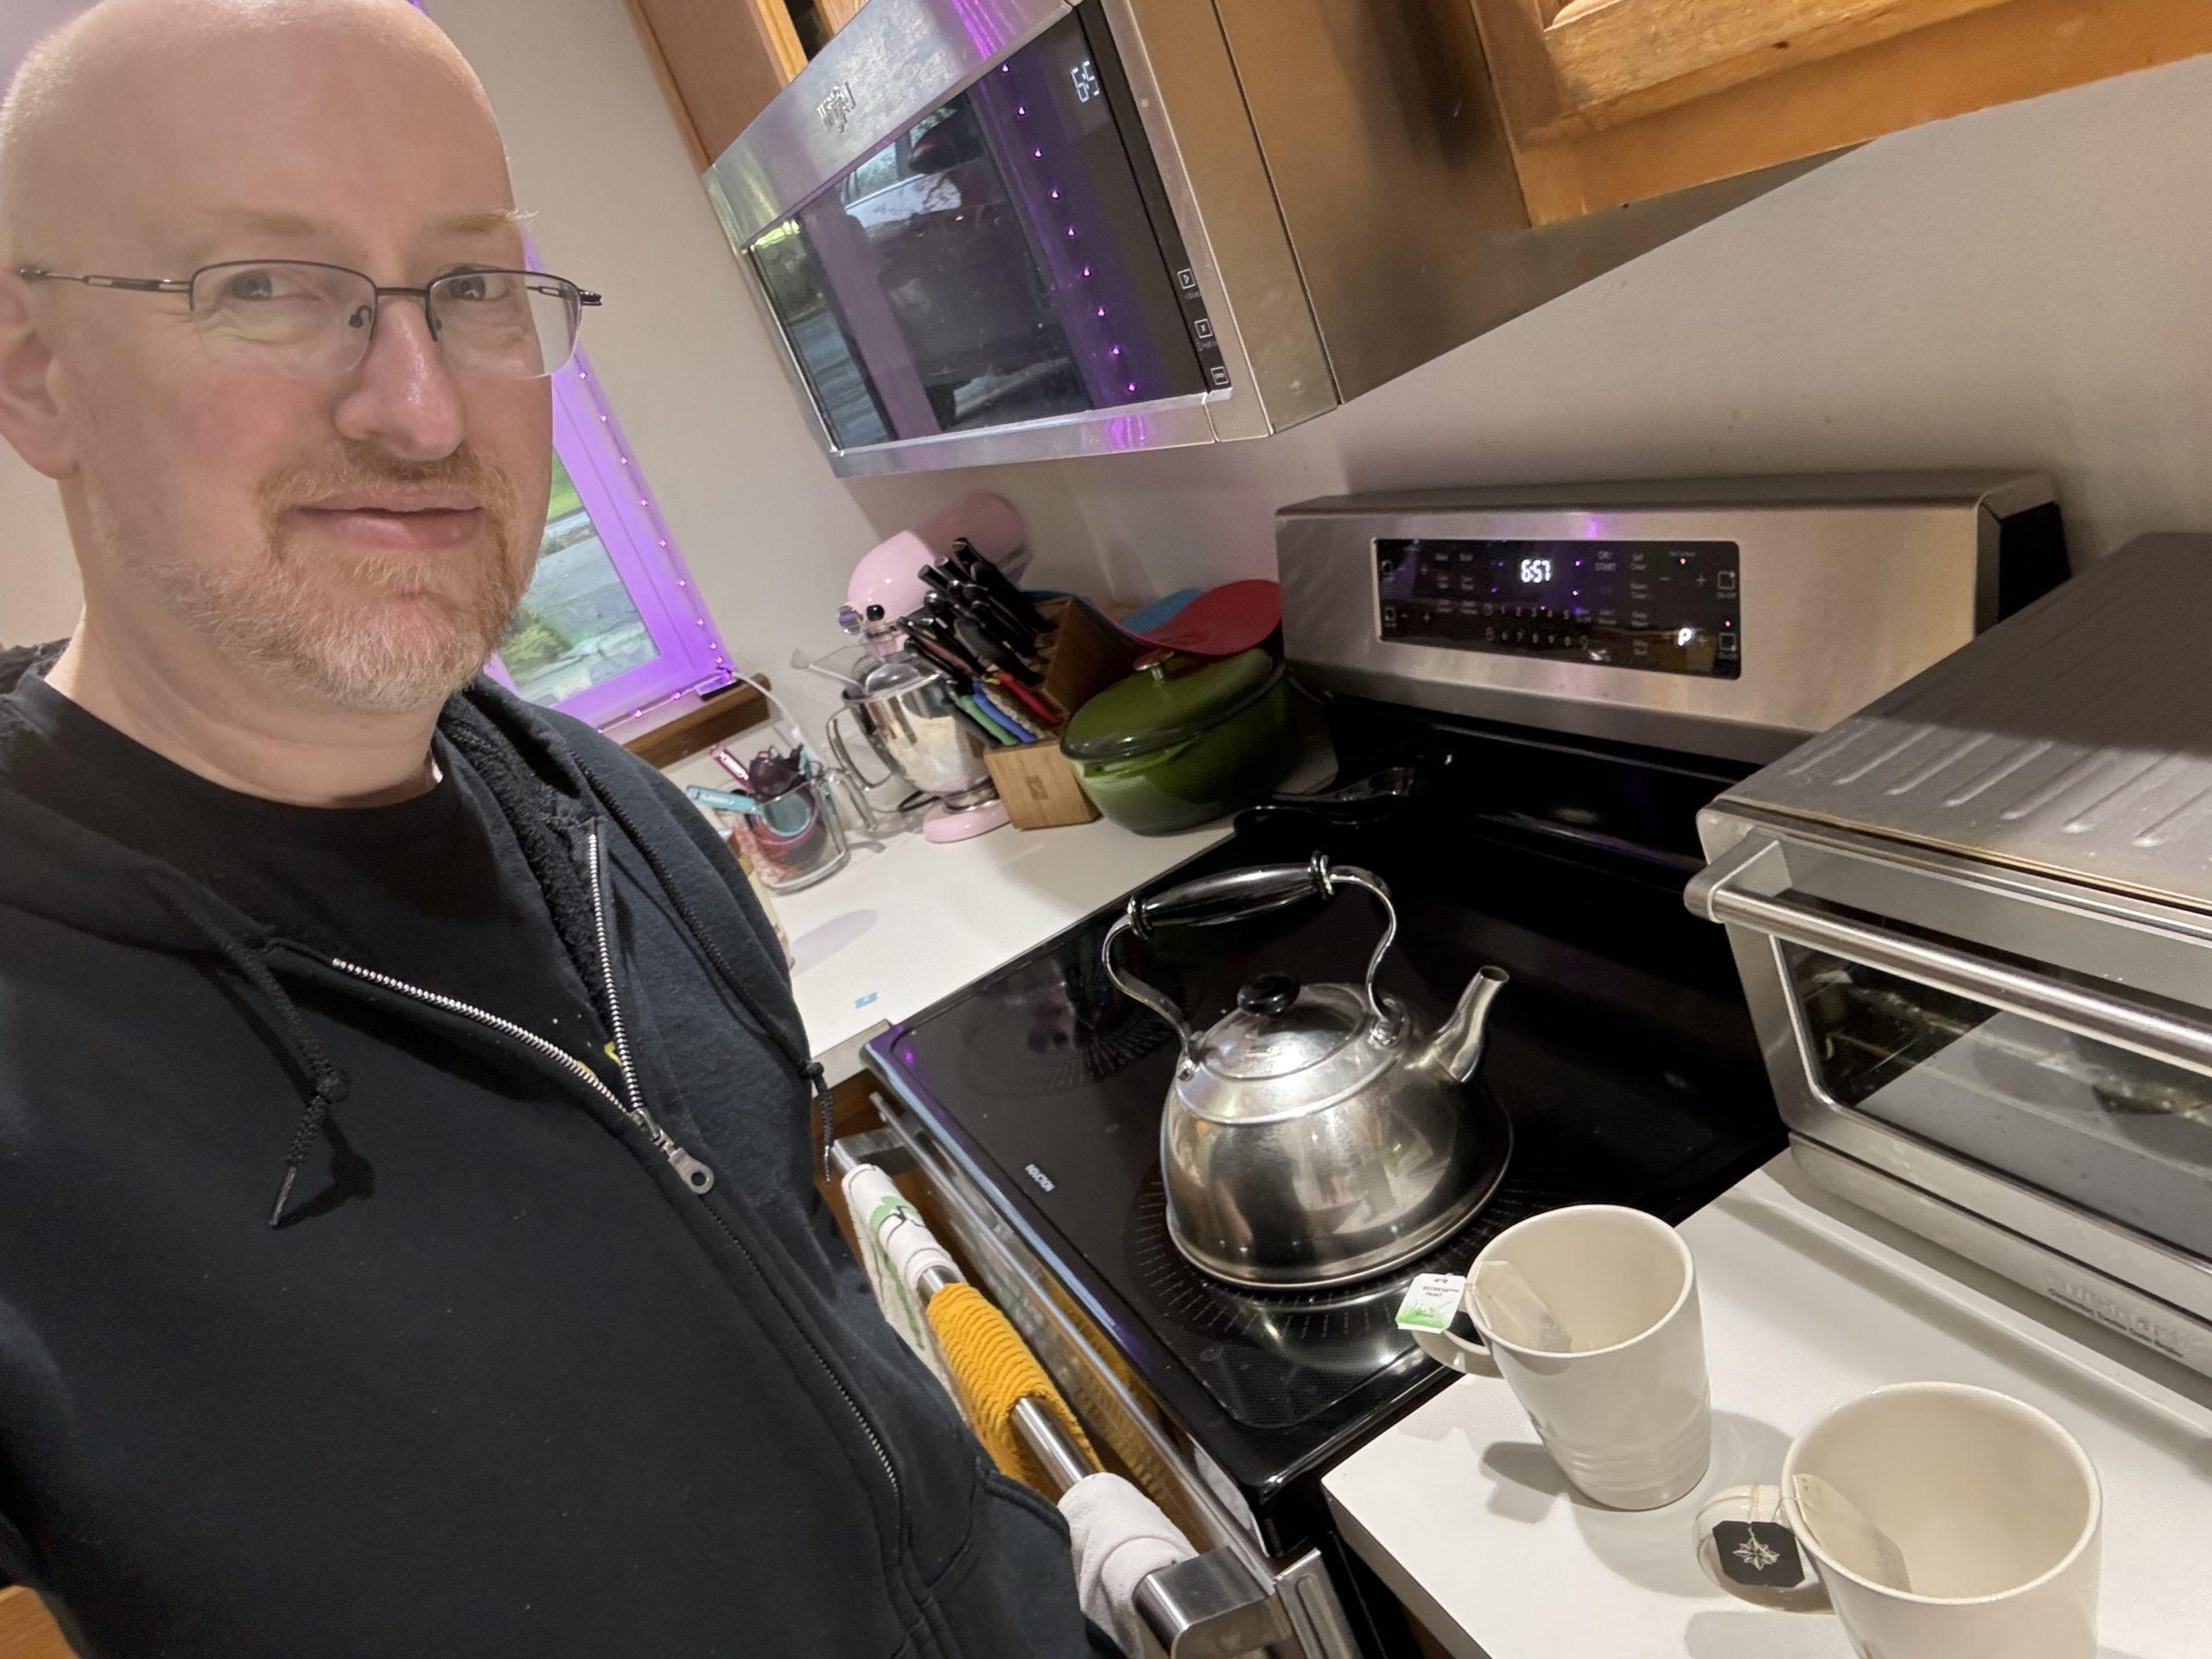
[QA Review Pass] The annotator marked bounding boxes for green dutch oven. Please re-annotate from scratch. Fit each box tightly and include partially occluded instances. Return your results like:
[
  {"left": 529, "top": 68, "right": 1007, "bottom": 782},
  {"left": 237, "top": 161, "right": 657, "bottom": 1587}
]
[{"left": 1060, "top": 649, "right": 1296, "bottom": 835}]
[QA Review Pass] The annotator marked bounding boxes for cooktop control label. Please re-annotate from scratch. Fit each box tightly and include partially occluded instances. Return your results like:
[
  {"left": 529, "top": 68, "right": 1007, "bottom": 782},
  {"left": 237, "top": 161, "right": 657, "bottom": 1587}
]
[{"left": 1376, "top": 537, "right": 1741, "bottom": 678}]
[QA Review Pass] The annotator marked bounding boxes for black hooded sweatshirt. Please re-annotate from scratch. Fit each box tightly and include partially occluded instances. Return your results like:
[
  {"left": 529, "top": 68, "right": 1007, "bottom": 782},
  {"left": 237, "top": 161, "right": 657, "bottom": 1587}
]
[{"left": 0, "top": 642, "right": 1098, "bottom": 1658}]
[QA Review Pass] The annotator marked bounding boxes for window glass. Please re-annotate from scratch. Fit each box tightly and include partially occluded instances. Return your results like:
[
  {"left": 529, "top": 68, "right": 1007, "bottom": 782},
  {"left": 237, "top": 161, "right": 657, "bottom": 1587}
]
[
  {"left": 497, "top": 453, "right": 660, "bottom": 707},
  {"left": 1788, "top": 944, "right": 2212, "bottom": 1254}
]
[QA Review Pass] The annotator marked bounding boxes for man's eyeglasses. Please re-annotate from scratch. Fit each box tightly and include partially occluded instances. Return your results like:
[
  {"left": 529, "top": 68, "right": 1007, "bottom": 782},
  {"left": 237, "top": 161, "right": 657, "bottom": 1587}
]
[{"left": 15, "top": 259, "right": 602, "bottom": 381}]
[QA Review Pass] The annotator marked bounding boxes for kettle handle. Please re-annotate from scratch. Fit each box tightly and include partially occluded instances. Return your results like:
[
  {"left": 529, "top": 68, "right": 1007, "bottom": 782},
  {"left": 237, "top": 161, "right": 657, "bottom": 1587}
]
[{"left": 1102, "top": 855, "right": 1400, "bottom": 1061}]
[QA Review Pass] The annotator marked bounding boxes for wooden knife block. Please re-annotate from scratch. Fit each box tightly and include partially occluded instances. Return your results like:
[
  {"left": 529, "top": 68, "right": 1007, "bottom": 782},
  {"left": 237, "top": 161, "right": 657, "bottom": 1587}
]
[
  {"left": 1033, "top": 596, "right": 1141, "bottom": 721},
  {"left": 983, "top": 598, "right": 1135, "bottom": 830}
]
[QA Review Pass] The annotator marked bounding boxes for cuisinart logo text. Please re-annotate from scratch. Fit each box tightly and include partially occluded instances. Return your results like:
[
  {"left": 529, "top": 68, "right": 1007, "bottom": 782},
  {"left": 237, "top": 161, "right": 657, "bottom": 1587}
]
[
  {"left": 1024, "top": 1163, "right": 1057, "bottom": 1193},
  {"left": 2045, "top": 1278, "right": 2187, "bottom": 1359}
]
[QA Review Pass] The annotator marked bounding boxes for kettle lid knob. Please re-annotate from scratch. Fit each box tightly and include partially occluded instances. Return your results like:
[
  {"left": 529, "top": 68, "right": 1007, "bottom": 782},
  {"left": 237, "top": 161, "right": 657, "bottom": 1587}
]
[{"left": 1236, "top": 972, "right": 1300, "bottom": 1017}]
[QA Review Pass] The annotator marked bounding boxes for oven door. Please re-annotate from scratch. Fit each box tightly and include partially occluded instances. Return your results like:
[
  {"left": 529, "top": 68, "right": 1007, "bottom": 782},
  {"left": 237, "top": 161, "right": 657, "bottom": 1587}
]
[
  {"left": 1689, "top": 813, "right": 2212, "bottom": 1365},
  {"left": 706, "top": 0, "right": 1294, "bottom": 475}
]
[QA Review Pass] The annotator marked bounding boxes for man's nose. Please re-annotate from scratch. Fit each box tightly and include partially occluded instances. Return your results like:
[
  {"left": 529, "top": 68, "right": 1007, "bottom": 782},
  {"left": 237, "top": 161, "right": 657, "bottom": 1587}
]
[{"left": 330, "top": 297, "right": 467, "bottom": 460}]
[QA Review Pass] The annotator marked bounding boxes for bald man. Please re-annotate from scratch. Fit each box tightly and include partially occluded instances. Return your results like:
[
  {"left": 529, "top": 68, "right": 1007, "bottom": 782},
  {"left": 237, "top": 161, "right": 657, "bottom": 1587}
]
[{"left": 0, "top": 3, "right": 1104, "bottom": 1655}]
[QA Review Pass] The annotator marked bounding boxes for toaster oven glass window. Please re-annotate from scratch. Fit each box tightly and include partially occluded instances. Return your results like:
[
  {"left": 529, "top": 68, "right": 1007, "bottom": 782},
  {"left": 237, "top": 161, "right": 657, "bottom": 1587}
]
[
  {"left": 1786, "top": 945, "right": 2212, "bottom": 1254},
  {"left": 747, "top": 8, "right": 1213, "bottom": 451}
]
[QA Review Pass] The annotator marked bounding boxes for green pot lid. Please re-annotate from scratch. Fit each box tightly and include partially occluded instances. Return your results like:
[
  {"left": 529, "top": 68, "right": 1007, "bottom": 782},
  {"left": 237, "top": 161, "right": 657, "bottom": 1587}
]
[{"left": 1062, "top": 649, "right": 1284, "bottom": 764}]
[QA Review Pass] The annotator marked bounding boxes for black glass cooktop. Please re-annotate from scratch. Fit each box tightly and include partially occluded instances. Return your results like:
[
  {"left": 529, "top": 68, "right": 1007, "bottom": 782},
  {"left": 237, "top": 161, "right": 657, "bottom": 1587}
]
[{"left": 868, "top": 713, "right": 1784, "bottom": 1552}]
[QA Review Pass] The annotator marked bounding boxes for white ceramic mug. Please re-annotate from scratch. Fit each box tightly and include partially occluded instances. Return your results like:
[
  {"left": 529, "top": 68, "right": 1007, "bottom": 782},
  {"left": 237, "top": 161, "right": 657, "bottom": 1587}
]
[
  {"left": 1420, "top": 1205, "right": 1711, "bottom": 1510},
  {"left": 1696, "top": 1382, "right": 2102, "bottom": 1659}
]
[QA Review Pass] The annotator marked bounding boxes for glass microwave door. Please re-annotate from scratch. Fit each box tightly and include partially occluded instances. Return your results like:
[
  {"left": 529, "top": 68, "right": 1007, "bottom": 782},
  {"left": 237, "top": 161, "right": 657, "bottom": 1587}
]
[
  {"left": 1785, "top": 945, "right": 2212, "bottom": 1255},
  {"left": 747, "top": 6, "right": 1213, "bottom": 450}
]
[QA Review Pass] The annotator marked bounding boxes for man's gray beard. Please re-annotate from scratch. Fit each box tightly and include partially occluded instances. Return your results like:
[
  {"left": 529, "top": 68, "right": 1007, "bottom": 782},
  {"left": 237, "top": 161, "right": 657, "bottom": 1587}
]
[
  {"left": 90, "top": 456, "right": 537, "bottom": 716},
  {"left": 155, "top": 528, "right": 537, "bottom": 715}
]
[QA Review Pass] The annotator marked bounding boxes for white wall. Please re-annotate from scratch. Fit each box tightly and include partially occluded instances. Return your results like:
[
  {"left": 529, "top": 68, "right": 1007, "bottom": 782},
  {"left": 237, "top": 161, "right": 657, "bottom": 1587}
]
[
  {"left": 0, "top": 456, "right": 75, "bottom": 642},
  {"left": 1022, "top": 51, "right": 2212, "bottom": 600}
]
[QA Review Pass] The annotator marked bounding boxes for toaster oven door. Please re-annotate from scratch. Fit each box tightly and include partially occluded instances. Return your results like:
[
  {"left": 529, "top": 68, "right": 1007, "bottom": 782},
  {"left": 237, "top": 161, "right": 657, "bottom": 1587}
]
[{"left": 1689, "top": 819, "right": 2212, "bottom": 1337}]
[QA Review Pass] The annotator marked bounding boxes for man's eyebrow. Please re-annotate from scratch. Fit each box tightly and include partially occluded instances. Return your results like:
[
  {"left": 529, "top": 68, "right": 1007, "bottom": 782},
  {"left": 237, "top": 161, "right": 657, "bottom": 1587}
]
[
  {"left": 187, "top": 205, "right": 531, "bottom": 245},
  {"left": 438, "top": 207, "right": 534, "bottom": 237}
]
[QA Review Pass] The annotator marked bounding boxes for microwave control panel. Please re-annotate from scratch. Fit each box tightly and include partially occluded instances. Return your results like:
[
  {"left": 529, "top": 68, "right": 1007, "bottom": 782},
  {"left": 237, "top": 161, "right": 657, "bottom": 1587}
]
[{"left": 1375, "top": 537, "right": 1741, "bottom": 678}]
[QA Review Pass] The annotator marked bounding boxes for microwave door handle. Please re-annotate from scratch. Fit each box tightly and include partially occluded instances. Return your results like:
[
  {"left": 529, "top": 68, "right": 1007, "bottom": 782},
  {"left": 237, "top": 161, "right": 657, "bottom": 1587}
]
[{"left": 1690, "top": 835, "right": 2212, "bottom": 1081}]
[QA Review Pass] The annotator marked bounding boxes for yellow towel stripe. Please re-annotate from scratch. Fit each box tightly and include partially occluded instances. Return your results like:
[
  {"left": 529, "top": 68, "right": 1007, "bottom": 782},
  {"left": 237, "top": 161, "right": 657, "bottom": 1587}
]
[{"left": 925, "top": 1281, "right": 1099, "bottom": 1492}]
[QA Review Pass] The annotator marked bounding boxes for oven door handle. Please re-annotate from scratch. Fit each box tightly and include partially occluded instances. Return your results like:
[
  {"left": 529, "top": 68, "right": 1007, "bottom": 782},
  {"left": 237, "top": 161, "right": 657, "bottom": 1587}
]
[
  {"left": 1689, "top": 835, "right": 2212, "bottom": 1079},
  {"left": 1135, "top": 1548, "right": 1295, "bottom": 1657}
]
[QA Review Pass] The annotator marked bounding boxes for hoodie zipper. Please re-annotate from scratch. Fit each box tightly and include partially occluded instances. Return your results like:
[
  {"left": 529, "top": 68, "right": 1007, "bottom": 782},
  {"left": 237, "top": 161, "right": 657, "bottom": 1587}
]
[
  {"left": 323, "top": 950, "right": 715, "bottom": 1195},
  {"left": 325, "top": 825, "right": 901, "bottom": 1516},
  {"left": 582, "top": 827, "right": 715, "bottom": 1194},
  {"left": 324, "top": 915, "right": 903, "bottom": 1516},
  {"left": 575, "top": 824, "right": 901, "bottom": 1518}
]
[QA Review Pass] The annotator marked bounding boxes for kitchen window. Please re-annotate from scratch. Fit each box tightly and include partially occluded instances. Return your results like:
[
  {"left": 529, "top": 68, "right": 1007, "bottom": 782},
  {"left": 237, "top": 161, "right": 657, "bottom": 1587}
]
[{"left": 482, "top": 343, "right": 734, "bottom": 729}]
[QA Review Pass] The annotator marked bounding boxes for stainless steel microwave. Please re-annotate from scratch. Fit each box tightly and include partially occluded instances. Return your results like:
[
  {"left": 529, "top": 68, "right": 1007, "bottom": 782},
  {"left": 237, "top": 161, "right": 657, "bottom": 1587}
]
[
  {"left": 1691, "top": 533, "right": 2212, "bottom": 1378},
  {"left": 704, "top": 0, "right": 1809, "bottom": 475}
]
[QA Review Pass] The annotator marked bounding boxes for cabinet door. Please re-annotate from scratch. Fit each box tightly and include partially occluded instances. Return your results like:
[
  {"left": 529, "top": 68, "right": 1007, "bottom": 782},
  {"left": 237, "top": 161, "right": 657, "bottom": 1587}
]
[
  {"left": 1469, "top": 0, "right": 2212, "bottom": 221},
  {"left": 624, "top": 0, "right": 806, "bottom": 171}
]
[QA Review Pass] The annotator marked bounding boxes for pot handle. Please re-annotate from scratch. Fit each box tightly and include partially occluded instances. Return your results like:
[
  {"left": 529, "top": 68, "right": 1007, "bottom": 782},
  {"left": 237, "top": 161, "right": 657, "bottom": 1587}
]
[{"left": 1102, "top": 855, "right": 1400, "bottom": 1061}]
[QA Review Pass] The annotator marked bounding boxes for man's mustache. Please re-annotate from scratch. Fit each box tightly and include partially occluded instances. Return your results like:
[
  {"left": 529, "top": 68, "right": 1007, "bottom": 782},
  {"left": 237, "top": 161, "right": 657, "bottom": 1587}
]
[{"left": 259, "top": 448, "right": 524, "bottom": 525}]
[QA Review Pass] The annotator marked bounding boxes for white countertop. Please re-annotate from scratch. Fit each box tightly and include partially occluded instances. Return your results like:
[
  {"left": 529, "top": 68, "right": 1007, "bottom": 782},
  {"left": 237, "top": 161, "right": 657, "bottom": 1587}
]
[
  {"left": 766, "top": 812, "right": 1228, "bottom": 1077},
  {"left": 1324, "top": 1155, "right": 2212, "bottom": 1659}
]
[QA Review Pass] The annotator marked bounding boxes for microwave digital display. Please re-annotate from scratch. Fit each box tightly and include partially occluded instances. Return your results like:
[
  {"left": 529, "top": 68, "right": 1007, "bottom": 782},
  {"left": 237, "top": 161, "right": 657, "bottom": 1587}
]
[
  {"left": 1375, "top": 537, "right": 1742, "bottom": 678},
  {"left": 747, "top": 6, "right": 1224, "bottom": 450}
]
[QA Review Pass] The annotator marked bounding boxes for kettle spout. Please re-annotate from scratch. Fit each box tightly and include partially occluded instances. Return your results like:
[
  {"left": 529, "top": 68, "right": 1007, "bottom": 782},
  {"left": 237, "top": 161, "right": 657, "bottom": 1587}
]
[{"left": 1418, "top": 966, "right": 1509, "bottom": 1083}]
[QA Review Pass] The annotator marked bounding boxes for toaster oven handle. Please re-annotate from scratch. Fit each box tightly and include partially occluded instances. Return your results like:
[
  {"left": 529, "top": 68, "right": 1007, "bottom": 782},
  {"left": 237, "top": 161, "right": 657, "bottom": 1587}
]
[{"left": 1691, "top": 836, "right": 2212, "bottom": 1079}]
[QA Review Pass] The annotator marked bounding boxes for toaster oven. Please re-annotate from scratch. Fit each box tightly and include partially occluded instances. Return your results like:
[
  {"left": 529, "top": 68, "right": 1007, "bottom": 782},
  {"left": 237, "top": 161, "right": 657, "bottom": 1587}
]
[{"left": 1691, "top": 532, "right": 2212, "bottom": 1376}]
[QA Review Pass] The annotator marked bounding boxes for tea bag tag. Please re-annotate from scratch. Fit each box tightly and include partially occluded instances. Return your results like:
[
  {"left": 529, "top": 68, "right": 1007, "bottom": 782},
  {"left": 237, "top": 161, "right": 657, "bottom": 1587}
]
[
  {"left": 1792, "top": 1473, "right": 1914, "bottom": 1592},
  {"left": 1467, "top": 1260, "right": 1574, "bottom": 1352},
  {"left": 1712, "top": 1517, "right": 1808, "bottom": 1590},
  {"left": 1395, "top": 1272, "right": 1478, "bottom": 1342}
]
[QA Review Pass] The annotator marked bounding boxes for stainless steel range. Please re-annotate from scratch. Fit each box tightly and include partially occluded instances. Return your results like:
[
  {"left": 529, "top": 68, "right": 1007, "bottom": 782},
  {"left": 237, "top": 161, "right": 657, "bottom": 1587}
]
[{"left": 862, "top": 475, "right": 2069, "bottom": 1656}]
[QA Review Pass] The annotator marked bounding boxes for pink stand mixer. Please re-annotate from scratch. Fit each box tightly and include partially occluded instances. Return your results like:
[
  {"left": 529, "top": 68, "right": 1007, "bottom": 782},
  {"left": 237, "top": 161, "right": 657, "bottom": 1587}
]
[{"left": 819, "top": 493, "right": 1029, "bottom": 844}]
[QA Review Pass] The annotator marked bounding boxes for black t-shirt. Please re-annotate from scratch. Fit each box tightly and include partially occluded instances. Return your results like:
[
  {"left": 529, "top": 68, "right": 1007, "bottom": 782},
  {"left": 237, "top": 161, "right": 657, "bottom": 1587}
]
[{"left": 6, "top": 672, "right": 616, "bottom": 1084}]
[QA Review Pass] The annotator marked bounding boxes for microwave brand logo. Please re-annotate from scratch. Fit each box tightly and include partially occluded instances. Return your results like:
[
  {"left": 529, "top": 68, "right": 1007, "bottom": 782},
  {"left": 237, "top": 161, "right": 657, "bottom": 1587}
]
[
  {"left": 1024, "top": 1163, "right": 1057, "bottom": 1193},
  {"left": 817, "top": 81, "right": 859, "bottom": 134},
  {"left": 2044, "top": 1278, "right": 2186, "bottom": 1359}
]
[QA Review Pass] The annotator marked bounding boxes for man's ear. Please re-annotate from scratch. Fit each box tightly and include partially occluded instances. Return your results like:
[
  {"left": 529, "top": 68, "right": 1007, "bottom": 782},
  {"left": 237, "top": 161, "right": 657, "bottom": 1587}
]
[{"left": 0, "top": 272, "right": 79, "bottom": 480}]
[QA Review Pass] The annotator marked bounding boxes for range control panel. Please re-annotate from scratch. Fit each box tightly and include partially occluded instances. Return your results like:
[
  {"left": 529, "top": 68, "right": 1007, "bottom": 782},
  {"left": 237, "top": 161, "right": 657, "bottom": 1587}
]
[{"left": 1376, "top": 537, "right": 1741, "bottom": 679}]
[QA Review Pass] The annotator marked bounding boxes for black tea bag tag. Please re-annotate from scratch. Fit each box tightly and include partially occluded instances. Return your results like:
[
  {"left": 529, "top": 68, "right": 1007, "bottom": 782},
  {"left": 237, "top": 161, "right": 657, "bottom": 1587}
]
[{"left": 1713, "top": 1519, "right": 1807, "bottom": 1590}]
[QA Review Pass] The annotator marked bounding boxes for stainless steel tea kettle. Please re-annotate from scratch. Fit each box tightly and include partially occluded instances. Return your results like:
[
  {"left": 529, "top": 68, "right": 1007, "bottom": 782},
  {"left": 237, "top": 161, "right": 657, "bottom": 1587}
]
[{"left": 1103, "top": 854, "right": 1512, "bottom": 1289}]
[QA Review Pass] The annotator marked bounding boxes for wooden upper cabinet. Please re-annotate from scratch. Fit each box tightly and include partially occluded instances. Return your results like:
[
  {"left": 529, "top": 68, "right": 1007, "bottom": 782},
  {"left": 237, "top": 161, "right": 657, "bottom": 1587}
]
[
  {"left": 624, "top": 0, "right": 870, "bottom": 174},
  {"left": 624, "top": 0, "right": 806, "bottom": 171},
  {"left": 1469, "top": 0, "right": 2212, "bottom": 221}
]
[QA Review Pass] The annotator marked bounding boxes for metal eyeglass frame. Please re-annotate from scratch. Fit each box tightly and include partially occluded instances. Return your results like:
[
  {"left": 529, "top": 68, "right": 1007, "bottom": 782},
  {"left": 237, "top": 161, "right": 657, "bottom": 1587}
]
[{"left": 13, "top": 259, "right": 604, "bottom": 378}]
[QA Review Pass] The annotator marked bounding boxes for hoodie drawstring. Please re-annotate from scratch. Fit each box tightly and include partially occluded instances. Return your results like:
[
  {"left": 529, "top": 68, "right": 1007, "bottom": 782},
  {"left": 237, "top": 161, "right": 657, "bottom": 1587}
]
[{"left": 147, "top": 873, "right": 353, "bottom": 1229}]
